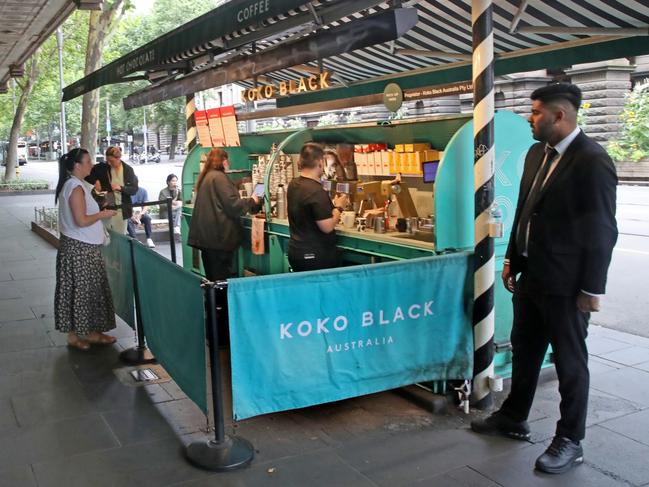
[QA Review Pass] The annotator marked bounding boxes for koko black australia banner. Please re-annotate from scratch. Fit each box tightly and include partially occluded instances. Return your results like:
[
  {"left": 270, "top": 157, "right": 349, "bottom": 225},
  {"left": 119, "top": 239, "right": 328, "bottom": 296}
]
[{"left": 227, "top": 253, "right": 474, "bottom": 420}]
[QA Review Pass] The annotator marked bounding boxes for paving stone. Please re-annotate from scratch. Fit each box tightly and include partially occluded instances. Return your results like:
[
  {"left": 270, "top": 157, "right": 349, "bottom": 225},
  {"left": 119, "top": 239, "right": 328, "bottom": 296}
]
[
  {"left": 10, "top": 264, "right": 56, "bottom": 280},
  {"left": 0, "top": 465, "right": 37, "bottom": 487},
  {"left": 0, "top": 271, "right": 13, "bottom": 282},
  {"left": 598, "top": 346, "right": 649, "bottom": 366},
  {"left": 172, "top": 449, "right": 376, "bottom": 487},
  {"left": 528, "top": 380, "right": 643, "bottom": 435},
  {"left": 0, "top": 355, "right": 80, "bottom": 400},
  {"left": 599, "top": 409, "right": 649, "bottom": 447},
  {"left": 11, "top": 383, "right": 94, "bottom": 427},
  {"left": 156, "top": 398, "right": 209, "bottom": 437},
  {"left": 586, "top": 336, "right": 631, "bottom": 356},
  {"left": 635, "top": 361, "right": 649, "bottom": 373},
  {"left": 81, "top": 376, "right": 172, "bottom": 413},
  {"left": 33, "top": 437, "right": 213, "bottom": 487},
  {"left": 0, "top": 299, "right": 36, "bottom": 322},
  {"left": 0, "top": 414, "right": 120, "bottom": 471},
  {"left": 335, "top": 428, "right": 527, "bottom": 486},
  {"left": 0, "top": 281, "right": 25, "bottom": 300},
  {"left": 590, "top": 367, "right": 649, "bottom": 407},
  {"left": 468, "top": 442, "right": 628, "bottom": 487},
  {"left": 588, "top": 357, "right": 621, "bottom": 375},
  {"left": 101, "top": 403, "right": 177, "bottom": 446},
  {"left": 408, "top": 466, "right": 500, "bottom": 486},
  {"left": 0, "top": 318, "right": 53, "bottom": 352},
  {"left": 0, "top": 398, "right": 18, "bottom": 434},
  {"left": 583, "top": 425, "right": 649, "bottom": 486},
  {"left": 0, "top": 347, "right": 71, "bottom": 376},
  {"left": 231, "top": 412, "right": 332, "bottom": 464}
]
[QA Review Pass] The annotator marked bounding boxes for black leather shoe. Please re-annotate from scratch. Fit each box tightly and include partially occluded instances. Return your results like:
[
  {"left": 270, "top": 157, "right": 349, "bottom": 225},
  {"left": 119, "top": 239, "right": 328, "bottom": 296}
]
[
  {"left": 470, "top": 412, "right": 531, "bottom": 441},
  {"left": 535, "top": 436, "right": 584, "bottom": 474}
]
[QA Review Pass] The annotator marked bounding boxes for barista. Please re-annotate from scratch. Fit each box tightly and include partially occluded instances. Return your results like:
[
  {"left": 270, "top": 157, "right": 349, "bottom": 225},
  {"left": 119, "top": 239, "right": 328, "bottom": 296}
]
[{"left": 287, "top": 143, "right": 349, "bottom": 272}]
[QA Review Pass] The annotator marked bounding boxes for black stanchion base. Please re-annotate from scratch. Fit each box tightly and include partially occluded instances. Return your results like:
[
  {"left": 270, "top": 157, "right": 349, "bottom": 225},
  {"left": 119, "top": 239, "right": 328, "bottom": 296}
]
[
  {"left": 119, "top": 347, "right": 157, "bottom": 366},
  {"left": 186, "top": 436, "right": 254, "bottom": 471}
]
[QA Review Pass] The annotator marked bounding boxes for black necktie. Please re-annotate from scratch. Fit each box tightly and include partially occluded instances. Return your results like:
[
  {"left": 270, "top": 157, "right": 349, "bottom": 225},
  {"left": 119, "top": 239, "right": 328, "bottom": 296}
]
[{"left": 515, "top": 147, "right": 559, "bottom": 255}]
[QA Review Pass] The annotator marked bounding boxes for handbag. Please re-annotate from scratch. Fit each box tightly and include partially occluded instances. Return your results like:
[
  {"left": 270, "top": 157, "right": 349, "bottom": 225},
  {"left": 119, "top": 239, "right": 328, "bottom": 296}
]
[{"left": 92, "top": 189, "right": 118, "bottom": 210}]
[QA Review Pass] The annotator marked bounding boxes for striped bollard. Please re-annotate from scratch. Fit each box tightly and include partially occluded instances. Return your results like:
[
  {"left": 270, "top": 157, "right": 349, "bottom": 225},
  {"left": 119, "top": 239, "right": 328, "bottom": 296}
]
[
  {"left": 186, "top": 94, "right": 198, "bottom": 153},
  {"left": 471, "top": 0, "right": 495, "bottom": 409}
]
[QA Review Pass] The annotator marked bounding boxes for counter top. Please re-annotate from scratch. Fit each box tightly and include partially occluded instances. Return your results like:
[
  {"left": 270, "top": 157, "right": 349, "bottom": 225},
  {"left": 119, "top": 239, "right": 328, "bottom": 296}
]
[
  {"left": 246, "top": 216, "right": 436, "bottom": 252},
  {"left": 183, "top": 205, "right": 436, "bottom": 252}
]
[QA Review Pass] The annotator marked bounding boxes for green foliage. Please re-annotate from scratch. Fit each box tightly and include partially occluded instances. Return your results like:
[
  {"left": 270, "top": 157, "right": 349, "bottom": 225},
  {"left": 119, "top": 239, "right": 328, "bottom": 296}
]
[
  {"left": 607, "top": 81, "right": 649, "bottom": 162},
  {"left": 1, "top": 0, "right": 222, "bottom": 146},
  {"left": 0, "top": 176, "right": 49, "bottom": 191}
]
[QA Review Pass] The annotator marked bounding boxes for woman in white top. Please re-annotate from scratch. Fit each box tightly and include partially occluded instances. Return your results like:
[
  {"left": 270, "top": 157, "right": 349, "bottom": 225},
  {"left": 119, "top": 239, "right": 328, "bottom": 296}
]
[{"left": 54, "top": 148, "right": 118, "bottom": 351}]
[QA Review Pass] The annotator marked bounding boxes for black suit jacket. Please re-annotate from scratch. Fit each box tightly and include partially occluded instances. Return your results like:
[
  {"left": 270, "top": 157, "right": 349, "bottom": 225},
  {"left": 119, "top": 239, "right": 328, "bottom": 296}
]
[
  {"left": 86, "top": 161, "right": 139, "bottom": 220},
  {"left": 506, "top": 131, "right": 618, "bottom": 296}
]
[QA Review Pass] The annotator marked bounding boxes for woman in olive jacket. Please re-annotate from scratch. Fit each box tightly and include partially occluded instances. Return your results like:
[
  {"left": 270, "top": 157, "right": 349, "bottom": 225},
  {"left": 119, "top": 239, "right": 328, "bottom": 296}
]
[{"left": 188, "top": 148, "right": 260, "bottom": 281}]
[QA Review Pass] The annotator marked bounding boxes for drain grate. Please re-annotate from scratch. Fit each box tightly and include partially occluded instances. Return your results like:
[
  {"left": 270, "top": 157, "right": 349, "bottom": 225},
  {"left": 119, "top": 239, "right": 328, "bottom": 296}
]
[{"left": 130, "top": 368, "right": 160, "bottom": 382}]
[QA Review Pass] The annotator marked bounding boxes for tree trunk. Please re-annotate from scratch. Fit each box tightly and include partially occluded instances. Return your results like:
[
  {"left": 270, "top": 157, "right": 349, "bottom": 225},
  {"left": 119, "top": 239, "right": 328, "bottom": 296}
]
[
  {"left": 169, "top": 133, "right": 177, "bottom": 161},
  {"left": 4, "top": 57, "right": 39, "bottom": 182},
  {"left": 80, "top": 0, "right": 124, "bottom": 160}
]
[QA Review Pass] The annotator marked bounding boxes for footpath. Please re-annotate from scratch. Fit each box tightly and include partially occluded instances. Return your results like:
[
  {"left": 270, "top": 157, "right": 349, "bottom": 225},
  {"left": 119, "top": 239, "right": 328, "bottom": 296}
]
[{"left": 1, "top": 193, "right": 649, "bottom": 487}]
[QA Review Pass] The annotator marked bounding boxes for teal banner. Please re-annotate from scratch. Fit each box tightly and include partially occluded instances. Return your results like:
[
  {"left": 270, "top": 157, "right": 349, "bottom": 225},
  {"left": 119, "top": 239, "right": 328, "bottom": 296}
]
[
  {"left": 132, "top": 243, "right": 207, "bottom": 413},
  {"left": 228, "top": 253, "right": 474, "bottom": 420},
  {"left": 101, "top": 231, "right": 135, "bottom": 329}
]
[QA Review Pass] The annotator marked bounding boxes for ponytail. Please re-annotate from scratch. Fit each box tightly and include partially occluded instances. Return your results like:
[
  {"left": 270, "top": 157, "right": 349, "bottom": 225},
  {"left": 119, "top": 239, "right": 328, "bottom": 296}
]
[{"left": 54, "top": 148, "right": 89, "bottom": 203}]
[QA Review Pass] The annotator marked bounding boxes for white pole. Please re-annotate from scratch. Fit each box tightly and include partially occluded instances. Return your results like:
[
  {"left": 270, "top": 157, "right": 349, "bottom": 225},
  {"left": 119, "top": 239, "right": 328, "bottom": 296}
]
[
  {"left": 143, "top": 107, "right": 148, "bottom": 164},
  {"left": 106, "top": 99, "right": 111, "bottom": 147},
  {"left": 56, "top": 27, "right": 68, "bottom": 154}
]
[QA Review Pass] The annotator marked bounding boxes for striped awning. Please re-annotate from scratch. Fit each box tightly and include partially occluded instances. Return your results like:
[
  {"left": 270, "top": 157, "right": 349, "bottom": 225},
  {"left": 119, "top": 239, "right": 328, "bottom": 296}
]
[
  {"left": 63, "top": 0, "right": 649, "bottom": 107},
  {"left": 240, "top": 0, "right": 649, "bottom": 88}
]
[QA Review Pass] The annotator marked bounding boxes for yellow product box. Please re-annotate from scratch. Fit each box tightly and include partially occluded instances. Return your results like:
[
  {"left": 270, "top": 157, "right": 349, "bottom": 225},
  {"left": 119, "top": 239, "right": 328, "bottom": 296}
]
[
  {"left": 398, "top": 152, "right": 410, "bottom": 173},
  {"left": 381, "top": 152, "right": 390, "bottom": 176},
  {"left": 424, "top": 149, "right": 442, "bottom": 161},
  {"left": 394, "top": 144, "right": 406, "bottom": 153},
  {"left": 388, "top": 151, "right": 398, "bottom": 174},
  {"left": 404, "top": 143, "right": 431, "bottom": 153},
  {"left": 355, "top": 152, "right": 366, "bottom": 175}
]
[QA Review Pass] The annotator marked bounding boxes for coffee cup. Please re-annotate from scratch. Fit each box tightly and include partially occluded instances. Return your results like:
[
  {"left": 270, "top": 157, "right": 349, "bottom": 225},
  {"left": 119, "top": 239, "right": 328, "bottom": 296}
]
[{"left": 341, "top": 211, "right": 356, "bottom": 229}]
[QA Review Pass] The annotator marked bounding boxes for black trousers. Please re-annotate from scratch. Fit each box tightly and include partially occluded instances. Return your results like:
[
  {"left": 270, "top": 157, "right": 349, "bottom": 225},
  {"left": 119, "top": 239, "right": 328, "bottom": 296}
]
[
  {"left": 127, "top": 214, "right": 152, "bottom": 239},
  {"left": 288, "top": 244, "right": 340, "bottom": 272},
  {"left": 500, "top": 274, "right": 590, "bottom": 441},
  {"left": 201, "top": 249, "right": 234, "bottom": 281}
]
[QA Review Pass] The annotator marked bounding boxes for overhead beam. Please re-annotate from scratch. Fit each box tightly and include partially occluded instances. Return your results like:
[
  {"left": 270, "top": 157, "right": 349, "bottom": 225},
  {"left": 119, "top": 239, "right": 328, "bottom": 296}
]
[
  {"left": 123, "top": 8, "right": 419, "bottom": 109},
  {"left": 509, "top": 0, "right": 528, "bottom": 34},
  {"left": 517, "top": 26, "right": 649, "bottom": 36},
  {"left": 395, "top": 48, "right": 472, "bottom": 61},
  {"left": 75, "top": 0, "right": 103, "bottom": 10}
]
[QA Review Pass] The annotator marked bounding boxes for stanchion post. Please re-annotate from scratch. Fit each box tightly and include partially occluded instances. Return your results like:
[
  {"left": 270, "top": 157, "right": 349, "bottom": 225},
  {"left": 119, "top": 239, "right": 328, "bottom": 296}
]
[
  {"left": 119, "top": 238, "right": 156, "bottom": 365},
  {"left": 166, "top": 196, "right": 177, "bottom": 263},
  {"left": 186, "top": 281, "right": 254, "bottom": 471}
]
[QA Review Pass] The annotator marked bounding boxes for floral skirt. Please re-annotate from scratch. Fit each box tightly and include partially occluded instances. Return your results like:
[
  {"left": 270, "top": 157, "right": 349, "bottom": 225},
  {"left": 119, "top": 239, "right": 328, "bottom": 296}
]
[{"left": 54, "top": 234, "right": 116, "bottom": 334}]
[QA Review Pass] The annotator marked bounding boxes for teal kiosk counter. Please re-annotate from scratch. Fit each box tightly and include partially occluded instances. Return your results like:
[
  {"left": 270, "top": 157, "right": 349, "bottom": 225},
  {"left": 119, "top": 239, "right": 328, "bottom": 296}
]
[{"left": 181, "top": 112, "right": 535, "bottom": 419}]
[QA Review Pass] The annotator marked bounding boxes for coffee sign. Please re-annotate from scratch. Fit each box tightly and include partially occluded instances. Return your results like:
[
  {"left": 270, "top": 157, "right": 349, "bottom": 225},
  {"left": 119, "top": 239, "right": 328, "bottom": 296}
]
[{"left": 241, "top": 71, "right": 331, "bottom": 102}]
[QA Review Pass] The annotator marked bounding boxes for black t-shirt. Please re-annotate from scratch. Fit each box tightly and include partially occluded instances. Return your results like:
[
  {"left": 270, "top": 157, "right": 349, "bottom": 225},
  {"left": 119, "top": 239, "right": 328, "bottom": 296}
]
[{"left": 287, "top": 176, "right": 335, "bottom": 250}]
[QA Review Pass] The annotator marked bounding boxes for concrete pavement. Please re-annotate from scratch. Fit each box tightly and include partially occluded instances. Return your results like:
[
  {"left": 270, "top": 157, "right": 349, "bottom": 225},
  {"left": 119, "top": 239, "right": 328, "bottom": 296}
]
[{"left": 1, "top": 192, "right": 649, "bottom": 486}]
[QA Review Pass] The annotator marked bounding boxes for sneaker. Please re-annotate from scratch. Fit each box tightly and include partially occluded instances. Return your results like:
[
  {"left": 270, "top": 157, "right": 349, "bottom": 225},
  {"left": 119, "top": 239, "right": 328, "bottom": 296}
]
[
  {"left": 146, "top": 238, "right": 156, "bottom": 248},
  {"left": 173, "top": 226, "right": 181, "bottom": 235},
  {"left": 470, "top": 411, "right": 531, "bottom": 441},
  {"left": 535, "top": 436, "right": 583, "bottom": 474}
]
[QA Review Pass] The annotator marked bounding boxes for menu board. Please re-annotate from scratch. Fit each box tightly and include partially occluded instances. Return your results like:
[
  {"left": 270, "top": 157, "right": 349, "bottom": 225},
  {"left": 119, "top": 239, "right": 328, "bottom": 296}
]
[
  {"left": 207, "top": 108, "right": 225, "bottom": 147},
  {"left": 194, "top": 110, "right": 212, "bottom": 148},
  {"left": 220, "top": 105, "right": 241, "bottom": 147}
]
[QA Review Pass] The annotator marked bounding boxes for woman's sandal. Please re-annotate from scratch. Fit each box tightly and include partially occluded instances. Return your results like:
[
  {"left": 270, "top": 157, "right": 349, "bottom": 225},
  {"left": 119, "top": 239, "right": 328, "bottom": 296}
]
[
  {"left": 67, "top": 338, "right": 91, "bottom": 351},
  {"left": 86, "top": 333, "right": 117, "bottom": 345}
]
